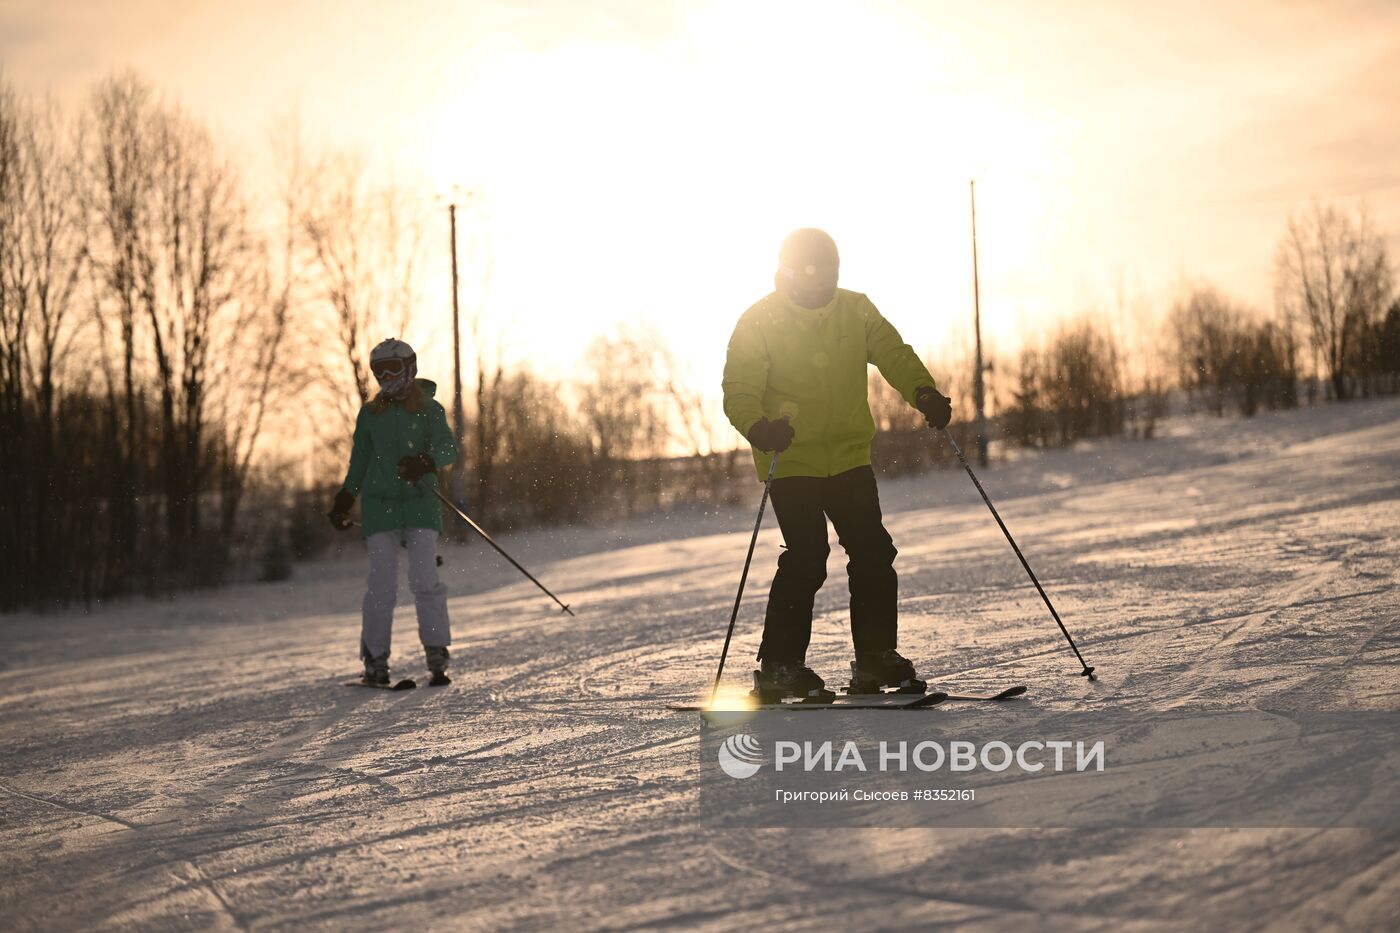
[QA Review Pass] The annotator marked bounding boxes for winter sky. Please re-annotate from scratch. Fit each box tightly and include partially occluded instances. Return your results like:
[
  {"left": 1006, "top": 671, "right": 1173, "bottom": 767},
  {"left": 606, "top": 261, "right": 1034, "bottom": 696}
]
[{"left": 4, "top": 0, "right": 1399, "bottom": 383}]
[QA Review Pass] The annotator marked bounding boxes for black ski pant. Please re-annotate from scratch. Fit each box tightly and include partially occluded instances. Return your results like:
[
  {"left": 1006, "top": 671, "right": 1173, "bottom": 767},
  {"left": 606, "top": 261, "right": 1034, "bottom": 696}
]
[{"left": 759, "top": 465, "right": 898, "bottom": 665}]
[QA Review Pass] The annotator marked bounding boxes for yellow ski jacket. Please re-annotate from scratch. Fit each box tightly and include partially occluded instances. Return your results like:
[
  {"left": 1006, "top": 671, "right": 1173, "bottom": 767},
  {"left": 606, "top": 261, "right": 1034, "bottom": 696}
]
[{"left": 722, "top": 288, "right": 937, "bottom": 481}]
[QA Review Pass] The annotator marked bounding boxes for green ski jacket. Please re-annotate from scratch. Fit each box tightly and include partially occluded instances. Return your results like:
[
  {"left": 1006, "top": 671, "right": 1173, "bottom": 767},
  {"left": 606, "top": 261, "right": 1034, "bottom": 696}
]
[
  {"left": 722, "top": 288, "right": 937, "bottom": 481},
  {"left": 341, "top": 379, "right": 460, "bottom": 537}
]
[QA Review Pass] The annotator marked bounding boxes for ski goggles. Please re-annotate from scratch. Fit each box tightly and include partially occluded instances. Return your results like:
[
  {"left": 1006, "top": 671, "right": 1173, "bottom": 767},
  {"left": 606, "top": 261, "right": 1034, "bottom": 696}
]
[
  {"left": 371, "top": 357, "right": 412, "bottom": 379},
  {"left": 778, "top": 260, "right": 838, "bottom": 281}
]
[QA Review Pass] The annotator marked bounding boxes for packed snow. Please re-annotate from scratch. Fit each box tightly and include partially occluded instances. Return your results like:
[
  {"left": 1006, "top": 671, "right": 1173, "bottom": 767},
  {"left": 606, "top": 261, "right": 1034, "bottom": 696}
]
[{"left": 3, "top": 397, "right": 1399, "bottom": 930}]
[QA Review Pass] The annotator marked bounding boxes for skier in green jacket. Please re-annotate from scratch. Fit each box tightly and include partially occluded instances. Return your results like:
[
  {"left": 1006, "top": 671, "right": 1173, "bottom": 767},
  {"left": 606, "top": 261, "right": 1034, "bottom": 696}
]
[
  {"left": 722, "top": 228, "right": 953, "bottom": 702},
  {"left": 328, "top": 338, "right": 460, "bottom": 686}
]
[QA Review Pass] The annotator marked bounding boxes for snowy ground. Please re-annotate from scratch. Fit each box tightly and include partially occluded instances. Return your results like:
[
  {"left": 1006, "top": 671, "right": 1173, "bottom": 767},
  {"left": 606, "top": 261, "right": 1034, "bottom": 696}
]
[{"left": 3, "top": 397, "right": 1399, "bottom": 931}]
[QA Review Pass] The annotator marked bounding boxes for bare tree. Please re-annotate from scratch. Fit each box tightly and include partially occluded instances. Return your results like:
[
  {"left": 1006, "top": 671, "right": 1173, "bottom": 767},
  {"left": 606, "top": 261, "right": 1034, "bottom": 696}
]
[
  {"left": 650, "top": 335, "right": 717, "bottom": 458},
  {"left": 0, "top": 78, "right": 31, "bottom": 601},
  {"left": 489, "top": 369, "right": 592, "bottom": 526},
  {"left": 299, "top": 151, "right": 423, "bottom": 433},
  {"left": 18, "top": 97, "right": 86, "bottom": 426},
  {"left": 1275, "top": 204, "right": 1392, "bottom": 401},
  {"left": 1170, "top": 286, "right": 1245, "bottom": 416},
  {"left": 146, "top": 104, "right": 255, "bottom": 581},
  {"left": 1004, "top": 317, "right": 1125, "bottom": 447},
  {"left": 0, "top": 80, "right": 24, "bottom": 417},
  {"left": 1380, "top": 299, "right": 1400, "bottom": 393},
  {"left": 578, "top": 325, "right": 671, "bottom": 462},
  {"left": 81, "top": 74, "right": 153, "bottom": 586},
  {"left": 0, "top": 81, "right": 87, "bottom": 602},
  {"left": 210, "top": 118, "right": 310, "bottom": 536},
  {"left": 81, "top": 74, "right": 271, "bottom": 588},
  {"left": 1172, "top": 286, "right": 1299, "bottom": 417}
]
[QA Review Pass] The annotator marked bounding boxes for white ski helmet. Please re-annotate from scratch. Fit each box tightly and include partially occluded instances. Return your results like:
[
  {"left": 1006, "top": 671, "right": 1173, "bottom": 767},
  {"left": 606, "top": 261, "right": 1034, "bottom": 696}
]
[
  {"left": 370, "top": 338, "right": 416, "bottom": 366},
  {"left": 370, "top": 338, "right": 417, "bottom": 397}
]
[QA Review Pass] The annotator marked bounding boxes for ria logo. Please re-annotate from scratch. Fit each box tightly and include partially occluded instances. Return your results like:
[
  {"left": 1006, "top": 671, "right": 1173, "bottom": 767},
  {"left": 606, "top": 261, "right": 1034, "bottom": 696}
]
[{"left": 718, "top": 732, "right": 764, "bottom": 779}]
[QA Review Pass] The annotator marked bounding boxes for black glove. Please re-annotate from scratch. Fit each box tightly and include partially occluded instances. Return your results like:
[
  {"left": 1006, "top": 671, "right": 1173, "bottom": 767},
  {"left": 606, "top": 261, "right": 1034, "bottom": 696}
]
[
  {"left": 915, "top": 386, "right": 953, "bottom": 430},
  {"left": 398, "top": 452, "right": 436, "bottom": 484},
  {"left": 328, "top": 489, "right": 355, "bottom": 531},
  {"left": 746, "top": 417, "right": 795, "bottom": 453}
]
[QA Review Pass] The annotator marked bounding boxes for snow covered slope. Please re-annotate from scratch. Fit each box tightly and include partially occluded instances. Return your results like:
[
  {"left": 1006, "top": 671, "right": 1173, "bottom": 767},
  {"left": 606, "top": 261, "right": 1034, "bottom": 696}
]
[{"left": 3, "top": 398, "right": 1399, "bottom": 930}]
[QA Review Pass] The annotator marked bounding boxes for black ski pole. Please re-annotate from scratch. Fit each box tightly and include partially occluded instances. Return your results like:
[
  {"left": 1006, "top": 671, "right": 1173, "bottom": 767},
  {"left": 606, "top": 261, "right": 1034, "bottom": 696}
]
[
  {"left": 710, "top": 449, "right": 781, "bottom": 705},
  {"left": 427, "top": 485, "right": 575, "bottom": 616},
  {"left": 940, "top": 429, "right": 1095, "bottom": 679}
]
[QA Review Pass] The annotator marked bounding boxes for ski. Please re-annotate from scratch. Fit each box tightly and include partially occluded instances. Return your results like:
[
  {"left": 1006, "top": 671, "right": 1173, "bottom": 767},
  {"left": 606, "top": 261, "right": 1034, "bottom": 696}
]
[
  {"left": 939, "top": 685, "right": 1028, "bottom": 701},
  {"left": 669, "top": 691, "right": 949, "bottom": 712},
  {"left": 344, "top": 677, "right": 417, "bottom": 691},
  {"left": 669, "top": 684, "right": 1027, "bottom": 712}
]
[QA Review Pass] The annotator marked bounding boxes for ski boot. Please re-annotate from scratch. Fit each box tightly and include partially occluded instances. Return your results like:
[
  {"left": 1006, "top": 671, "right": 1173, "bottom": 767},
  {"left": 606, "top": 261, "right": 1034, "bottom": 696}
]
[
  {"left": 425, "top": 645, "right": 451, "bottom": 687},
  {"left": 751, "top": 661, "right": 837, "bottom": 705},
  {"left": 362, "top": 652, "right": 391, "bottom": 687},
  {"left": 847, "top": 649, "right": 927, "bottom": 695}
]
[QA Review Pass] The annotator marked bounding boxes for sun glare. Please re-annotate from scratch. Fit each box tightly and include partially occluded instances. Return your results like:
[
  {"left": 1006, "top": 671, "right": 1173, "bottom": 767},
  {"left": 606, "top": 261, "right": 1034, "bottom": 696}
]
[
  {"left": 706, "top": 683, "right": 758, "bottom": 713},
  {"left": 410, "top": 1, "right": 1061, "bottom": 374}
]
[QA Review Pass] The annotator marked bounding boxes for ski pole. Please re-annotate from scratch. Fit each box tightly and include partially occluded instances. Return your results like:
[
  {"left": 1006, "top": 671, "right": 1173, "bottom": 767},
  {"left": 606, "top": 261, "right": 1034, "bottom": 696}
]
[
  {"left": 940, "top": 429, "right": 1096, "bottom": 679},
  {"left": 427, "top": 485, "right": 575, "bottom": 616},
  {"left": 710, "top": 448, "right": 781, "bottom": 705}
]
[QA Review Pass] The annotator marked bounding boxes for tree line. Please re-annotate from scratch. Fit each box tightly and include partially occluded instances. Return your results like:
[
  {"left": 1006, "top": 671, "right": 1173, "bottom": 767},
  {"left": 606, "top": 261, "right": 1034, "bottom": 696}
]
[
  {"left": 1, "top": 75, "right": 291, "bottom": 609},
  {"left": 2, "top": 71, "right": 1397, "bottom": 611},
  {"left": 994, "top": 203, "right": 1397, "bottom": 448},
  {"left": 0, "top": 73, "right": 757, "bottom": 609}
]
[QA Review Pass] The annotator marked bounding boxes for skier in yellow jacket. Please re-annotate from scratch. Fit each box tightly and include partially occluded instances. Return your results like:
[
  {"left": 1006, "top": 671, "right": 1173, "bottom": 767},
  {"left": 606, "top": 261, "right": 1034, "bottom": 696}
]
[{"left": 722, "top": 228, "right": 953, "bottom": 702}]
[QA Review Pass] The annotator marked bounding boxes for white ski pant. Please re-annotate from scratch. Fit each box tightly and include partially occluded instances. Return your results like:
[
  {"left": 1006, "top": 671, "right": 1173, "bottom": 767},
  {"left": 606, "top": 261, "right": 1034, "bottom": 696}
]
[{"left": 361, "top": 528, "right": 451, "bottom": 660}]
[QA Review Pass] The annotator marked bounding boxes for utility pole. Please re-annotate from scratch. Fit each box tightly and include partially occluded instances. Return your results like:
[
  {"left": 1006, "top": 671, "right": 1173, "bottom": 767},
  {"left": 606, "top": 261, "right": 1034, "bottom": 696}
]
[
  {"left": 448, "top": 202, "right": 468, "bottom": 517},
  {"left": 970, "top": 180, "right": 988, "bottom": 467}
]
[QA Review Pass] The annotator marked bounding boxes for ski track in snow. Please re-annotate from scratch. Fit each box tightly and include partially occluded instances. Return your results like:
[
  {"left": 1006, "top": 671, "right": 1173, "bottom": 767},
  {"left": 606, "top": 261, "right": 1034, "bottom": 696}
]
[{"left": 3, "top": 398, "right": 1400, "bottom": 930}]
